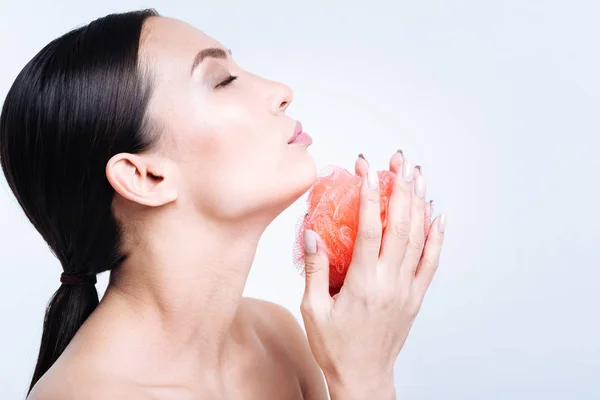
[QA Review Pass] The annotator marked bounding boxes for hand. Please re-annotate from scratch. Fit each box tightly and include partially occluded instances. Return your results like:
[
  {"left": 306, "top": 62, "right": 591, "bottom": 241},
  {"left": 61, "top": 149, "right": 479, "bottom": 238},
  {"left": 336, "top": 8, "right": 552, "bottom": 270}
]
[
  {"left": 355, "top": 151, "right": 434, "bottom": 238},
  {"left": 300, "top": 151, "right": 446, "bottom": 399}
]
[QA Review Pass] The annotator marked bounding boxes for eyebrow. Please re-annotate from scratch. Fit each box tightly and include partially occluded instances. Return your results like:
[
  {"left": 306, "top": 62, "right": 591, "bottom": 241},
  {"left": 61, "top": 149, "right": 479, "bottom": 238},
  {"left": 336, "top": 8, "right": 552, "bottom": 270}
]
[{"left": 190, "top": 47, "right": 232, "bottom": 75}]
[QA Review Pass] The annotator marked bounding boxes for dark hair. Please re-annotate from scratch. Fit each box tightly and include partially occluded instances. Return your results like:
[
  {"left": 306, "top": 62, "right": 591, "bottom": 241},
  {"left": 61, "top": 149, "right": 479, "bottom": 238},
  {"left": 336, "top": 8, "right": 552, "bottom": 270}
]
[{"left": 0, "top": 9, "right": 160, "bottom": 393}]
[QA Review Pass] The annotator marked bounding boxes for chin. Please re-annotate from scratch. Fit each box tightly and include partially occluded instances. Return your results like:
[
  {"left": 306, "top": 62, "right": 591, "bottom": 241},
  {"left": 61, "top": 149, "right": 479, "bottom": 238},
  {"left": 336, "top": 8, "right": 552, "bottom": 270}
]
[
  {"left": 287, "top": 153, "right": 317, "bottom": 197},
  {"left": 265, "top": 154, "right": 317, "bottom": 214}
]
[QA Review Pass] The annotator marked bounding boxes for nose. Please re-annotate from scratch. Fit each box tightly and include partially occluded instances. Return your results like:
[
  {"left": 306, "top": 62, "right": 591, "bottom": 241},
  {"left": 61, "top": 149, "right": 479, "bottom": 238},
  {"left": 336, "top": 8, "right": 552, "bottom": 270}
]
[{"left": 270, "top": 81, "right": 294, "bottom": 114}]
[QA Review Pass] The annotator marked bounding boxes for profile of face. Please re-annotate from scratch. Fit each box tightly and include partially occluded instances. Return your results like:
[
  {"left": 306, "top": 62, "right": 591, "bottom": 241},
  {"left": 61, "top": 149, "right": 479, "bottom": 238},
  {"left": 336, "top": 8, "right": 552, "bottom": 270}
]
[{"left": 108, "top": 16, "right": 317, "bottom": 224}]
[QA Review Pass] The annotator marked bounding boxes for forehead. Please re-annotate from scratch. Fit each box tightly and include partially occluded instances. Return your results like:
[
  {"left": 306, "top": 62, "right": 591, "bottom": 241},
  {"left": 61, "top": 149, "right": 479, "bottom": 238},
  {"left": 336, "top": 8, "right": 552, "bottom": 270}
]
[{"left": 140, "top": 16, "right": 224, "bottom": 76}]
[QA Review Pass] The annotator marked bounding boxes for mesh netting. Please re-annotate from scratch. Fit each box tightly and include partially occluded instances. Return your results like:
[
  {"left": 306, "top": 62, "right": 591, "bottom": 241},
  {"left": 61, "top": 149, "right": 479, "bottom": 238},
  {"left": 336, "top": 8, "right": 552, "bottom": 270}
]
[{"left": 292, "top": 166, "right": 398, "bottom": 295}]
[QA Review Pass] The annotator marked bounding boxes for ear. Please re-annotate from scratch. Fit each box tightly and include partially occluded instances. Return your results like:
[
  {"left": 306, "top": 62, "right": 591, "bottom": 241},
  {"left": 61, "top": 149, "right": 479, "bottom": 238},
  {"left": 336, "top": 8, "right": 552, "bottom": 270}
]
[{"left": 105, "top": 153, "right": 178, "bottom": 207}]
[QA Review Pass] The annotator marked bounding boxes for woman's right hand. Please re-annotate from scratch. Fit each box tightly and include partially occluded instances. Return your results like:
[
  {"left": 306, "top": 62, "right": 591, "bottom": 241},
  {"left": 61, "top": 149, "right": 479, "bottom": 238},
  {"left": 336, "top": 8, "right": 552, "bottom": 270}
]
[{"left": 300, "top": 151, "right": 447, "bottom": 400}]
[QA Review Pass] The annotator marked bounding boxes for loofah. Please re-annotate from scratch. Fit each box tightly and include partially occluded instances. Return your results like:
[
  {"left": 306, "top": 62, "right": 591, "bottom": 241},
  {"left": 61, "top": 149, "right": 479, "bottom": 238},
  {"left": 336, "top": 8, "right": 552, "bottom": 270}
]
[{"left": 293, "top": 165, "right": 431, "bottom": 296}]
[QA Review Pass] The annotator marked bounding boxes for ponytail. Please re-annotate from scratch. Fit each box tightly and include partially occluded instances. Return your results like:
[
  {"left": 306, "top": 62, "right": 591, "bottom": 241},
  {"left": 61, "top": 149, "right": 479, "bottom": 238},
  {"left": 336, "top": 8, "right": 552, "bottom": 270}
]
[
  {"left": 29, "top": 281, "right": 99, "bottom": 392},
  {"left": 0, "top": 9, "right": 160, "bottom": 394}
]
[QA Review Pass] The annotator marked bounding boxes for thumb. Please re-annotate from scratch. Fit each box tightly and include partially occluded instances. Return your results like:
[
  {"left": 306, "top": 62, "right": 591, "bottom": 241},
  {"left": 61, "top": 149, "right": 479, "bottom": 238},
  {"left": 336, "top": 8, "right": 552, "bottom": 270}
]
[{"left": 301, "top": 229, "right": 331, "bottom": 315}]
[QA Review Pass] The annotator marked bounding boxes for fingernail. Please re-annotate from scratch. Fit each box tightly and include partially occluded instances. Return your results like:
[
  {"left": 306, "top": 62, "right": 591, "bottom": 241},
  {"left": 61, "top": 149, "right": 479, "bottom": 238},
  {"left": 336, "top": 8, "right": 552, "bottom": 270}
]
[
  {"left": 367, "top": 166, "right": 379, "bottom": 189},
  {"left": 429, "top": 200, "right": 434, "bottom": 215},
  {"left": 303, "top": 229, "right": 317, "bottom": 254},
  {"left": 402, "top": 159, "right": 414, "bottom": 182},
  {"left": 395, "top": 149, "right": 405, "bottom": 161},
  {"left": 415, "top": 165, "right": 422, "bottom": 174},
  {"left": 358, "top": 153, "right": 370, "bottom": 167},
  {"left": 437, "top": 213, "right": 446, "bottom": 233},
  {"left": 414, "top": 176, "right": 425, "bottom": 198}
]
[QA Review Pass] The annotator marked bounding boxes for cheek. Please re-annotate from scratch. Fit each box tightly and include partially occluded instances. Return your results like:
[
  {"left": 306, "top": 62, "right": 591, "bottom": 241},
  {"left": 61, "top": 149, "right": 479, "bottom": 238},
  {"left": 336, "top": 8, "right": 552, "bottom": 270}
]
[
  {"left": 175, "top": 104, "right": 264, "bottom": 164},
  {"left": 203, "top": 106, "right": 284, "bottom": 172},
  {"left": 174, "top": 100, "right": 291, "bottom": 217},
  {"left": 183, "top": 131, "right": 284, "bottom": 217}
]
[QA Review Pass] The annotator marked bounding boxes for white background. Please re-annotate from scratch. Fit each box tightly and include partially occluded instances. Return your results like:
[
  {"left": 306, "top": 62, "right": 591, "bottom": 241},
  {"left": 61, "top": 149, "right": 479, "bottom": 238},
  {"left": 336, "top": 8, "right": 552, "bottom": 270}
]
[{"left": 1, "top": 1, "right": 599, "bottom": 399}]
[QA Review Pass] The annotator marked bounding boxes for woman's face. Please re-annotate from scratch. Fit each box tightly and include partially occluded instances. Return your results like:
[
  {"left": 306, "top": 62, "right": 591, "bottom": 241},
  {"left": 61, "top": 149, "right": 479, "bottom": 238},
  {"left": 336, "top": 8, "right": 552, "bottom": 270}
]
[{"left": 140, "top": 16, "right": 316, "bottom": 221}]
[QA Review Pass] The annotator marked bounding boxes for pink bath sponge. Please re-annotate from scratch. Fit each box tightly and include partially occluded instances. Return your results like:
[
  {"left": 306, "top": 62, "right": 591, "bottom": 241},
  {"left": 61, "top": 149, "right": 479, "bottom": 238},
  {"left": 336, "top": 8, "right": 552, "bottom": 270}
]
[{"left": 293, "top": 165, "right": 430, "bottom": 296}]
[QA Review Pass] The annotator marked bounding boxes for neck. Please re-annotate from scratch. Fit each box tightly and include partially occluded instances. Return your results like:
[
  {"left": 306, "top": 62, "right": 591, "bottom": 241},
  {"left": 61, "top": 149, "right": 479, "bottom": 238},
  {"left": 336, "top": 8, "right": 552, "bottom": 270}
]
[{"left": 99, "top": 208, "right": 269, "bottom": 370}]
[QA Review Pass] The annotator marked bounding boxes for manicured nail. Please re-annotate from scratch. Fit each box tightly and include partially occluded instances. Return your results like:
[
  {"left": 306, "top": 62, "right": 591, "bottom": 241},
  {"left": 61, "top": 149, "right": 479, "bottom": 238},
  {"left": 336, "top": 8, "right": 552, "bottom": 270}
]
[
  {"left": 402, "top": 159, "right": 414, "bottom": 182},
  {"left": 414, "top": 176, "right": 425, "bottom": 198},
  {"left": 394, "top": 149, "right": 405, "bottom": 162},
  {"left": 367, "top": 166, "right": 379, "bottom": 189},
  {"left": 437, "top": 213, "right": 446, "bottom": 233},
  {"left": 429, "top": 200, "right": 434, "bottom": 216},
  {"left": 358, "top": 153, "right": 370, "bottom": 167},
  {"left": 303, "top": 229, "right": 317, "bottom": 254},
  {"left": 415, "top": 165, "right": 422, "bottom": 174}
]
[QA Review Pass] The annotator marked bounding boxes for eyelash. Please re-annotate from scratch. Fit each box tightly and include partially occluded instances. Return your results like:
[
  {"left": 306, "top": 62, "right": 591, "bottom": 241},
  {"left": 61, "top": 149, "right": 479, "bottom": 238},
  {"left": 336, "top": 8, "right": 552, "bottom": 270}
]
[{"left": 216, "top": 75, "right": 238, "bottom": 88}]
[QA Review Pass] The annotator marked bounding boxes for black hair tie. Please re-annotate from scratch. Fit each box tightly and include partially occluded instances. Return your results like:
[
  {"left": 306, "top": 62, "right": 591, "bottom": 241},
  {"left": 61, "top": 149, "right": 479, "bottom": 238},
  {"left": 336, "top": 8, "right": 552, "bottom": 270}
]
[{"left": 60, "top": 272, "right": 97, "bottom": 286}]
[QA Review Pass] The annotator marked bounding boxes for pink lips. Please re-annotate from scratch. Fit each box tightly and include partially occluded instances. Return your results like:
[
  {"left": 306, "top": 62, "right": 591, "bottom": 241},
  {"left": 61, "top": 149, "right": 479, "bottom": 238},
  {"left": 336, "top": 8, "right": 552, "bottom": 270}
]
[{"left": 288, "top": 121, "right": 313, "bottom": 145}]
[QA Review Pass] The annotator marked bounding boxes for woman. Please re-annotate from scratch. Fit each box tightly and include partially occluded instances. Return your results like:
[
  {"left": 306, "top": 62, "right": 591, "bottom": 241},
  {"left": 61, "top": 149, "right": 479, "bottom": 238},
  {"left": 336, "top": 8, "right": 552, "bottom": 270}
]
[{"left": 0, "top": 9, "right": 446, "bottom": 399}]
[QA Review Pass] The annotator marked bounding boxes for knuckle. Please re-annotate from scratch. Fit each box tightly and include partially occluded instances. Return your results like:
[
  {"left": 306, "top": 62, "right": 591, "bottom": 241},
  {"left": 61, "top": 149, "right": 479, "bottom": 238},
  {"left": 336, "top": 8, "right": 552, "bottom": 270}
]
[
  {"left": 395, "top": 176, "right": 412, "bottom": 193},
  {"left": 375, "top": 288, "right": 396, "bottom": 309},
  {"left": 351, "top": 287, "right": 370, "bottom": 306},
  {"left": 364, "top": 189, "right": 380, "bottom": 204},
  {"left": 349, "top": 280, "right": 377, "bottom": 305},
  {"left": 422, "top": 257, "right": 440, "bottom": 274},
  {"left": 410, "top": 233, "right": 425, "bottom": 252},
  {"left": 392, "top": 220, "right": 411, "bottom": 240},
  {"left": 303, "top": 260, "right": 319, "bottom": 275},
  {"left": 361, "top": 226, "right": 382, "bottom": 243}
]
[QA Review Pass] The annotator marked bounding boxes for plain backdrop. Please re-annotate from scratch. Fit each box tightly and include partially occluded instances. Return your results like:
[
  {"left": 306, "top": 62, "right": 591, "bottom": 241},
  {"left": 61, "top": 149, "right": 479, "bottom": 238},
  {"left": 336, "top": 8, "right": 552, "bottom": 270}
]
[{"left": 1, "top": 1, "right": 598, "bottom": 399}]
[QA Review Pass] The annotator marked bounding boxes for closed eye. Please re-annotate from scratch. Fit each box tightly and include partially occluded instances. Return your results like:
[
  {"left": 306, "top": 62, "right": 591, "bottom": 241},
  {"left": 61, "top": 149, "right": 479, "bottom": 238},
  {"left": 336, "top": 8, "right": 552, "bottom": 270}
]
[{"left": 216, "top": 75, "right": 238, "bottom": 88}]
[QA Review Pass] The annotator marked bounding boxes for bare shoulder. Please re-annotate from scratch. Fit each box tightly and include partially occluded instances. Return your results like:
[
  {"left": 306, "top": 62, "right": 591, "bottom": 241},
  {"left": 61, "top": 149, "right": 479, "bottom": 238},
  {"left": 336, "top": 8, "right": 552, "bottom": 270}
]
[
  {"left": 28, "top": 377, "right": 139, "bottom": 400},
  {"left": 241, "top": 297, "right": 303, "bottom": 335},
  {"left": 241, "top": 297, "right": 315, "bottom": 355},
  {"left": 27, "top": 361, "right": 144, "bottom": 400},
  {"left": 240, "top": 297, "right": 328, "bottom": 400}
]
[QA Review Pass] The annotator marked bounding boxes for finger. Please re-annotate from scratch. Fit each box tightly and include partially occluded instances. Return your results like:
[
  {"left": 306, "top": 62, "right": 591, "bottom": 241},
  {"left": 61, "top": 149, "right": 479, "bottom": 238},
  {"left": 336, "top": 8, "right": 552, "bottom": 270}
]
[
  {"left": 379, "top": 158, "right": 415, "bottom": 270},
  {"left": 425, "top": 200, "right": 433, "bottom": 237},
  {"left": 399, "top": 172, "right": 427, "bottom": 281},
  {"left": 301, "top": 230, "right": 332, "bottom": 318},
  {"left": 348, "top": 164, "right": 382, "bottom": 278},
  {"left": 414, "top": 165, "right": 432, "bottom": 237},
  {"left": 413, "top": 213, "right": 446, "bottom": 300},
  {"left": 414, "top": 164, "right": 422, "bottom": 179},
  {"left": 355, "top": 153, "right": 368, "bottom": 177},
  {"left": 389, "top": 150, "right": 404, "bottom": 174}
]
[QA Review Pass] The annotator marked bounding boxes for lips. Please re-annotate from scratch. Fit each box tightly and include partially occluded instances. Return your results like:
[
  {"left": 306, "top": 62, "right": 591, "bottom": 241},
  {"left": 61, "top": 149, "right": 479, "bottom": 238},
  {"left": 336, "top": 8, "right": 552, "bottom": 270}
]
[{"left": 288, "top": 121, "right": 303, "bottom": 144}]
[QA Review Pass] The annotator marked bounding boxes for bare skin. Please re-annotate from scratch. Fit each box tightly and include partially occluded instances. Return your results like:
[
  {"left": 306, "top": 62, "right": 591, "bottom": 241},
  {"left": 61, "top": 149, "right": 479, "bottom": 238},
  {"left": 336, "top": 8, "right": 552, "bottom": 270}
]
[
  {"left": 29, "top": 15, "right": 323, "bottom": 400},
  {"left": 29, "top": 152, "right": 439, "bottom": 400},
  {"left": 29, "top": 298, "right": 327, "bottom": 399},
  {"left": 27, "top": 14, "right": 445, "bottom": 400}
]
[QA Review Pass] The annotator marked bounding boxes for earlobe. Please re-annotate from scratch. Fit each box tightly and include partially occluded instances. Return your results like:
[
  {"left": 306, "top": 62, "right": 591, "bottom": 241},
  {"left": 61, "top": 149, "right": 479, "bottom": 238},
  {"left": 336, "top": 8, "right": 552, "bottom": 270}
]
[{"left": 105, "top": 153, "right": 178, "bottom": 207}]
